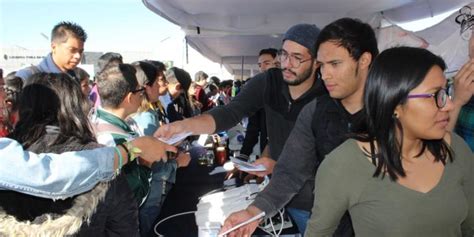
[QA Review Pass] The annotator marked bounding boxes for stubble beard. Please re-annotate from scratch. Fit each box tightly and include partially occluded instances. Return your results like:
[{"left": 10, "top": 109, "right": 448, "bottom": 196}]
[{"left": 283, "top": 63, "right": 314, "bottom": 86}]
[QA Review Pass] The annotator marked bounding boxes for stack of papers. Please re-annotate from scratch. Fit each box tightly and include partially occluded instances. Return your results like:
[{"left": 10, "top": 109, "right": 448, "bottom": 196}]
[
  {"left": 230, "top": 157, "right": 266, "bottom": 172},
  {"left": 158, "top": 132, "right": 193, "bottom": 145}
]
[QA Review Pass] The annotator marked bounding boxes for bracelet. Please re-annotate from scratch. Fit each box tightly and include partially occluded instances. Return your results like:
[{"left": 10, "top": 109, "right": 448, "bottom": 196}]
[
  {"left": 113, "top": 146, "right": 124, "bottom": 174},
  {"left": 125, "top": 141, "right": 142, "bottom": 163}
]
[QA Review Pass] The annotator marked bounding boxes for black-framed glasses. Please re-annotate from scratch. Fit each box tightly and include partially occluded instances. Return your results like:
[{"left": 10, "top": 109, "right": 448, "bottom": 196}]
[
  {"left": 407, "top": 87, "right": 452, "bottom": 108},
  {"left": 277, "top": 49, "right": 312, "bottom": 68},
  {"left": 131, "top": 87, "right": 145, "bottom": 96}
]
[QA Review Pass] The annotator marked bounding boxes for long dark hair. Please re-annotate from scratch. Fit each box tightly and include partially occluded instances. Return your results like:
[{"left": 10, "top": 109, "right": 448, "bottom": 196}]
[
  {"left": 356, "top": 47, "right": 453, "bottom": 181},
  {"left": 9, "top": 73, "right": 95, "bottom": 148}
]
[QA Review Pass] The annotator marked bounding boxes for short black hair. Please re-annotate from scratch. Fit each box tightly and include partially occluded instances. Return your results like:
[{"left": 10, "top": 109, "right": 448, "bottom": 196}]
[
  {"left": 172, "top": 67, "right": 192, "bottom": 91},
  {"left": 97, "top": 64, "right": 138, "bottom": 108},
  {"left": 51, "top": 21, "right": 87, "bottom": 43},
  {"left": 259, "top": 48, "right": 278, "bottom": 58},
  {"left": 208, "top": 84, "right": 218, "bottom": 92},
  {"left": 145, "top": 60, "right": 166, "bottom": 72},
  {"left": 219, "top": 80, "right": 233, "bottom": 89},
  {"left": 316, "top": 18, "right": 378, "bottom": 66},
  {"left": 96, "top": 52, "right": 123, "bottom": 76},
  {"left": 209, "top": 76, "right": 221, "bottom": 86}
]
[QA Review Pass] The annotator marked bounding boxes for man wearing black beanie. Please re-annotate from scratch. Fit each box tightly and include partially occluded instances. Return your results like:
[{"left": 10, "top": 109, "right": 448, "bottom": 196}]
[{"left": 156, "top": 23, "right": 327, "bottom": 232}]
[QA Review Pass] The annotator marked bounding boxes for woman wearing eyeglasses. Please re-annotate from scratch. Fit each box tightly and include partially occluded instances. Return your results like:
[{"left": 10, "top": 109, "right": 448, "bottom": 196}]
[{"left": 306, "top": 47, "right": 473, "bottom": 237}]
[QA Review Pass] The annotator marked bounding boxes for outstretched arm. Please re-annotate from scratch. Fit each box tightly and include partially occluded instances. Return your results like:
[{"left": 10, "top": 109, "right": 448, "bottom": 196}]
[
  {"left": 0, "top": 136, "right": 175, "bottom": 199},
  {"left": 0, "top": 138, "right": 116, "bottom": 199}
]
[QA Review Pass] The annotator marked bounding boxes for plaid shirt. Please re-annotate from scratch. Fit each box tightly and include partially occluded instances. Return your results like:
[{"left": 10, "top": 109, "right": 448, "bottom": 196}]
[{"left": 455, "top": 97, "right": 474, "bottom": 151}]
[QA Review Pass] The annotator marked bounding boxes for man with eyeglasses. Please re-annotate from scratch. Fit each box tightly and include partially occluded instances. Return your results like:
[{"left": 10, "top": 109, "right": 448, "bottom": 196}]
[
  {"left": 157, "top": 23, "right": 325, "bottom": 173},
  {"left": 156, "top": 23, "right": 327, "bottom": 232},
  {"left": 16, "top": 22, "right": 86, "bottom": 81},
  {"left": 90, "top": 63, "right": 151, "bottom": 206}
]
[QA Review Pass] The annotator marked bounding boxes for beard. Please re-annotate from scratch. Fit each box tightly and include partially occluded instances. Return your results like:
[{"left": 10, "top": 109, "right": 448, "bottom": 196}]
[{"left": 282, "top": 63, "right": 313, "bottom": 86}]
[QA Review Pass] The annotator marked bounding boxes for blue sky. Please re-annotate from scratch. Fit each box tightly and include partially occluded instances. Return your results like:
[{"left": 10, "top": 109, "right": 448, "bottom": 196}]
[
  {"left": 0, "top": 0, "right": 231, "bottom": 77},
  {"left": 0, "top": 0, "right": 457, "bottom": 77},
  {"left": 0, "top": 0, "right": 182, "bottom": 51}
]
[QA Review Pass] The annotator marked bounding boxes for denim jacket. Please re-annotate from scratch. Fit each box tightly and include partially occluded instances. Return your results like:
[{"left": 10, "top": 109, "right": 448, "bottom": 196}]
[{"left": 0, "top": 138, "right": 115, "bottom": 200}]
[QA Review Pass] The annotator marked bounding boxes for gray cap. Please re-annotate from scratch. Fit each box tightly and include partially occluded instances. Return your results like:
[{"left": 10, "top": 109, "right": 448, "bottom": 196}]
[{"left": 283, "top": 23, "right": 320, "bottom": 56}]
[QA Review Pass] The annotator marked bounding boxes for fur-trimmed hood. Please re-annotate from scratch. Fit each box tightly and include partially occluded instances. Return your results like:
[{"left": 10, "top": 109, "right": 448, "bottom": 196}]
[{"left": 0, "top": 182, "right": 109, "bottom": 237}]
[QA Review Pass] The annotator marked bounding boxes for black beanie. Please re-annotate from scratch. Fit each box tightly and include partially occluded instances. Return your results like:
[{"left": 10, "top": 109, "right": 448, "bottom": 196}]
[{"left": 283, "top": 23, "right": 321, "bottom": 56}]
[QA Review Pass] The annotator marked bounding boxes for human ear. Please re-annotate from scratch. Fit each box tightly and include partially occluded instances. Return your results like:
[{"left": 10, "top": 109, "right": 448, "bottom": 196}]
[
  {"left": 358, "top": 52, "right": 372, "bottom": 69},
  {"left": 393, "top": 104, "right": 403, "bottom": 120},
  {"left": 51, "top": 42, "right": 57, "bottom": 54},
  {"left": 126, "top": 92, "right": 133, "bottom": 103}
]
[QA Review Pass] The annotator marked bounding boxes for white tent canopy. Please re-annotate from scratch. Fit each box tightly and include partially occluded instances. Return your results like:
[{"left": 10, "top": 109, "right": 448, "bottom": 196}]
[{"left": 143, "top": 0, "right": 472, "bottom": 78}]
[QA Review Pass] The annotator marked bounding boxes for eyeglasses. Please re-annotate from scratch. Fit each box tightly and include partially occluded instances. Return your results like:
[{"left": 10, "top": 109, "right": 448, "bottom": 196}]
[
  {"left": 407, "top": 87, "right": 452, "bottom": 108},
  {"left": 277, "top": 49, "right": 312, "bottom": 68},
  {"left": 131, "top": 87, "right": 146, "bottom": 96}
]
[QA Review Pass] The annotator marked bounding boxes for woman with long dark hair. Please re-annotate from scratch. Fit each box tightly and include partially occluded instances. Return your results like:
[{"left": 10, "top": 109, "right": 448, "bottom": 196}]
[
  {"left": 306, "top": 47, "right": 473, "bottom": 236},
  {"left": 1, "top": 73, "right": 139, "bottom": 236}
]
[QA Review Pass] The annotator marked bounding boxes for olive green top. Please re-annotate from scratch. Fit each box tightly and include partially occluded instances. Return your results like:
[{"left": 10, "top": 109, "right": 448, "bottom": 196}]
[{"left": 306, "top": 134, "right": 474, "bottom": 237}]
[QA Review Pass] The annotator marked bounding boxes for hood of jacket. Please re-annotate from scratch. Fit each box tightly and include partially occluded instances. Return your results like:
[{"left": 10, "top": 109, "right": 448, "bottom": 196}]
[{"left": 0, "top": 182, "right": 109, "bottom": 237}]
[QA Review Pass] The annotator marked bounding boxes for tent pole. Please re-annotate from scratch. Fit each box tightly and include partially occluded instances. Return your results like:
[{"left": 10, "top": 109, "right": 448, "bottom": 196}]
[
  {"left": 185, "top": 37, "right": 189, "bottom": 65},
  {"left": 241, "top": 56, "right": 244, "bottom": 81}
]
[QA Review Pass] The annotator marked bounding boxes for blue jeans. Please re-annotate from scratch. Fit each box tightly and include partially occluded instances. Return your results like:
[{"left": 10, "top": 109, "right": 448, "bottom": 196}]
[
  {"left": 287, "top": 207, "right": 311, "bottom": 235},
  {"left": 139, "top": 161, "right": 176, "bottom": 236}
]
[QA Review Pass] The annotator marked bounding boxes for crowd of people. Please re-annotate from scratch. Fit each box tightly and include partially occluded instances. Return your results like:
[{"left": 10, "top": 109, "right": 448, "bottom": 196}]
[
  {"left": 0, "top": 21, "right": 240, "bottom": 236},
  {"left": 0, "top": 16, "right": 473, "bottom": 237}
]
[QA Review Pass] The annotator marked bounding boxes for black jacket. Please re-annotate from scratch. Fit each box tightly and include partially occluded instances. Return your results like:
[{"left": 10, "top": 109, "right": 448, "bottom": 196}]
[
  {"left": 0, "top": 128, "right": 139, "bottom": 236},
  {"left": 240, "top": 108, "right": 267, "bottom": 156},
  {"left": 208, "top": 68, "right": 327, "bottom": 161},
  {"left": 252, "top": 95, "right": 363, "bottom": 232}
]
